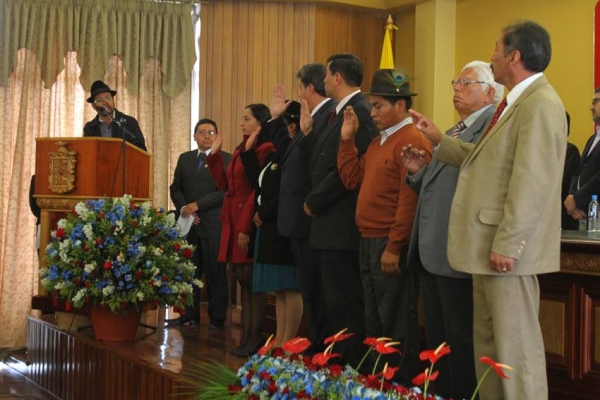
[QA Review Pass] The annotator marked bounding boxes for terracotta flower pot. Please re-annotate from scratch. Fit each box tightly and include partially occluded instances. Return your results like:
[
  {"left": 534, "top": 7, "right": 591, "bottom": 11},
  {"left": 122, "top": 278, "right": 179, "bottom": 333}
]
[{"left": 89, "top": 306, "right": 142, "bottom": 342}]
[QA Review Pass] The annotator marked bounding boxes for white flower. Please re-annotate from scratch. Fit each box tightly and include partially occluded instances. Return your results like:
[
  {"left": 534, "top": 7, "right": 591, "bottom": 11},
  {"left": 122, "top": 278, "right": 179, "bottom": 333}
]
[
  {"left": 153, "top": 247, "right": 163, "bottom": 257},
  {"left": 136, "top": 292, "right": 144, "bottom": 301},
  {"left": 72, "top": 289, "right": 86, "bottom": 303},
  {"left": 140, "top": 215, "right": 152, "bottom": 226},
  {"left": 103, "top": 285, "right": 115, "bottom": 296},
  {"left": 57, "top": 219, "right": 67, "bottom": 229},
  {"left": 82, "top": 223, "right": 95, "bottom": 240},
  {"left": 75, "top": 202, "right": 89, "bottom": 218},
  {"left": 84, "top": 262, "right": 96, "bottom": 273},
  {"left": 115, "top": 220, "right": 123, "bottom": 233}
]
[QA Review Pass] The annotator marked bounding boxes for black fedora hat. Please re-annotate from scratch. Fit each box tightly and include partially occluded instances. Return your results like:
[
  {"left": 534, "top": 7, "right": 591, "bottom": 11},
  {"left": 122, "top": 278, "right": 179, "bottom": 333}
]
[
  {"left": 365, "top": 69, "right": 417, "bottom": 97},
  {"left": 86, "top": 80, "right": 117, "bottom": 103},
  {"left": 283, "top": 100, "right": 301, "bottom": 120}
]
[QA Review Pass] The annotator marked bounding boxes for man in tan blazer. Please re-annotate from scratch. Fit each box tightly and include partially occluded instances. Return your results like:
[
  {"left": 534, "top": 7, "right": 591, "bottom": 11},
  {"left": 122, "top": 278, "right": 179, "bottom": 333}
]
[{"left": 408, "top": 21, "right": 566, "bottom": 399}]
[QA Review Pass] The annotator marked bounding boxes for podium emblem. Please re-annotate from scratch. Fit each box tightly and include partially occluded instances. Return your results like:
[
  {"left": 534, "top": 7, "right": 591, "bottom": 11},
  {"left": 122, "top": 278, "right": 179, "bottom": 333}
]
[{"left": 48, "top": 141, "right": 77, "bottom": 194}]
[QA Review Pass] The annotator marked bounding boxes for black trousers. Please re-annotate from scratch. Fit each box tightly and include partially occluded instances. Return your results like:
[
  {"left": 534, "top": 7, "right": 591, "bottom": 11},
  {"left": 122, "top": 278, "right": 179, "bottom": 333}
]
[
  {"left": 420, "top": 268, "right": 477, "bottom": 399},
  {"left": 360, "top": 237, "right": 420, "bottom": 386},
  {"left": 291, "top": 238, "right": 328, "bottom": 348},
  {"left": 317, "top": 249, "right": 366, "bottom": 369},
  {"left": 187, "top": 231, "right": 228, "bottom": 324}
]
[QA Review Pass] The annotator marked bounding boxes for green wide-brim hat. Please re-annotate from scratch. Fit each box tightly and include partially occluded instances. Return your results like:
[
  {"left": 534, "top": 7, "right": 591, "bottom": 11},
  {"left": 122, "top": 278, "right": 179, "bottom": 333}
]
[{"left": 365, "top": 69, "right": 417, "bottom": 97}]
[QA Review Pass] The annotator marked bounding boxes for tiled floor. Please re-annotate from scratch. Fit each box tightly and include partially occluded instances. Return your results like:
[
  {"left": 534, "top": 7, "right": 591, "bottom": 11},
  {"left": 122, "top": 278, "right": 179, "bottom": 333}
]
[{"left": 0, "top": 363, "right": 55, "bottom": 400}]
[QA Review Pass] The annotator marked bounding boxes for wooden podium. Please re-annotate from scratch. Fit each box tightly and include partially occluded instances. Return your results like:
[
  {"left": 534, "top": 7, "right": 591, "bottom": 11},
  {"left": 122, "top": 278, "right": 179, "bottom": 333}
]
[{"left": 33, "top": 137, "right": 152, "bottom": 297}]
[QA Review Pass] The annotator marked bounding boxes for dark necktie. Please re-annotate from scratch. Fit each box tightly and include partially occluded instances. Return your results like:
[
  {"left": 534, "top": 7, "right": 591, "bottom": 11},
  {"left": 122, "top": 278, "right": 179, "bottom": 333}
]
[
  {"left": 327, "top": 110, "right": 337, "bottom": 124},
  {"left": 450, "top": 121, "right": 467, "bottom": 138},
  {"left": 483, "top": 97, "right": 508, "bottom": 136},
  {"left": 197, "top": 152, "right": 206, "bottom": 170}
]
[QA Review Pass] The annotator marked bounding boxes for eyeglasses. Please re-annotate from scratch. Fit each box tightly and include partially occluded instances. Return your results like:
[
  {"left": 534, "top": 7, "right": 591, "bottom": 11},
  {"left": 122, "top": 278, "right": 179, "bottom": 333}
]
[
  {"left": 451, "top": 79, "right": 489, "bottom": 87},
  {"left": 195, "top": 130, "right": 216, "bottom": 136}
]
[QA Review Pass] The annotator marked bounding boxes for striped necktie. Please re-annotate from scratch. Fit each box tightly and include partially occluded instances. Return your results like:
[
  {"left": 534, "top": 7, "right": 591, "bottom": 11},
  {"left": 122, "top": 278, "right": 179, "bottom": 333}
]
[{"left": 450, "top": 121, "right": 466, "bottom": 138}]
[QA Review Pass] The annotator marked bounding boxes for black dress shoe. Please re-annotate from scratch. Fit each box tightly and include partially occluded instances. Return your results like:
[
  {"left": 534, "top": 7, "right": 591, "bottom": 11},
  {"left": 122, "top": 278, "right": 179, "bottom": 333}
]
[{"left": 165, "top": 317, "right": 183, "bottom": 326}]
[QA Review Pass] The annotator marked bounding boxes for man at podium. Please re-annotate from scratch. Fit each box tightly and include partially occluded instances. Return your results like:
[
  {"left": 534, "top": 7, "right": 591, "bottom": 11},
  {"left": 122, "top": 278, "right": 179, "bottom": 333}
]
[{"left": 83, "top": 80, "right": 147, "bottom": 151}]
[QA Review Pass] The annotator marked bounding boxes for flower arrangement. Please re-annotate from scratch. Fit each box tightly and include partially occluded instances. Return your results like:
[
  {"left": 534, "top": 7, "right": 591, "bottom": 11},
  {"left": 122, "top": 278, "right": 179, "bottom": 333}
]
[
  {"left": 180, "top": 329, "right": 513, "bottom": 400},
  {"left": 40, "top": 194, "right": 201, "bottom": 314}
]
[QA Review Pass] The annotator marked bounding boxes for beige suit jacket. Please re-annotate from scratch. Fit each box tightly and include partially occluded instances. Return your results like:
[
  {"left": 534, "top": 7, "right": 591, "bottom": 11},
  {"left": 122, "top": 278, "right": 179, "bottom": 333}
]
[{"left": 437, "top": 75, "right": 567, "bottom": 276}]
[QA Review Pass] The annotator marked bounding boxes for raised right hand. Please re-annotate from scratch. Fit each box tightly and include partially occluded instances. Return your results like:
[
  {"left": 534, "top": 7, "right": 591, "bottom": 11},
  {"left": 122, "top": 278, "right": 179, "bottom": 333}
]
[
  {"left": 409, "top": 109, "right": 443, "bottom": 146},
  {"left": 270, "top": 84, "right": 291, "bottom": 119},
  {"left": 245, "top": 125, "right": 261, "bottom": 151},
  {"left": 300, "top": 99, "right": 313, "bottom": 135},
  {"left": 211, "top": 130, "right": 223, "bottom": 154}
]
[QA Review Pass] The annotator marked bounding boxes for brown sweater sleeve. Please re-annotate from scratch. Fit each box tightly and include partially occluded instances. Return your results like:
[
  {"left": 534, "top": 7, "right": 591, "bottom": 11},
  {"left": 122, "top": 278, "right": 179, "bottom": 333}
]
[{"left": 337, "top": 138, "right": 365, "bottom": 190}]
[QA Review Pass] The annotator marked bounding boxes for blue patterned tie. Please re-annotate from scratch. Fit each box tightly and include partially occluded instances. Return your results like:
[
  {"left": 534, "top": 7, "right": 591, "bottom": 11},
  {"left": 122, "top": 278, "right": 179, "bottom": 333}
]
[{"left": 197, "top": 152, "right": 206, "bottom": 170}]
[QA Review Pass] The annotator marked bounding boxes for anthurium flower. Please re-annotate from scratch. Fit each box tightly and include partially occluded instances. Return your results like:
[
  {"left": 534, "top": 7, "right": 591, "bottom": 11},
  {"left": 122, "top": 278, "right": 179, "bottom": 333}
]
[
  {"left": 257, "top": 334, "right": 276, "bottom": 356},
  {"left": 480, "top": 356, "right": 514, "bottom": 379},
  {"left": 378, "top": 363, "right": 399, "bottom": 381},
  {"left": 363, "top": 336, "right": 393, "bottom": 347},
  {"left": 374, "top": 340, "right": 401, "bottom": 355},
  {"left": 282, "top": 337, "right": 311, "bottom": 354},
  {"left": 419, "top": 342, "right": 451, "bottom": 363},
  {"left": 412, "top": 368, "right": 439, "bottom": 386},
  {"left": 311, "top": 352, "right": 340, "bottom": 366},
  {"left": 324, "top": 328, "right": 355, "bottom": 344}
]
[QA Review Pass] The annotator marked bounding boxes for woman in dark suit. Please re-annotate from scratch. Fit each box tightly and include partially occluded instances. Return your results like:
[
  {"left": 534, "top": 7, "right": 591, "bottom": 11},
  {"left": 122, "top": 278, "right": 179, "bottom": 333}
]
[
  {"left": 206, "top": 104, "right": 275, "bottom": 356},
  {"left": 241, "top": 101, "right": 302, "bottom": 347}
]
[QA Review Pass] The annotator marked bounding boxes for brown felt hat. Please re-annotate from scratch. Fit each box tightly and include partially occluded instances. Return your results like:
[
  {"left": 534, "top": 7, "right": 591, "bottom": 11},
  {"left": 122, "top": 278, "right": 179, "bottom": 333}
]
[{"left": 365, "top": 69, "right": 417, "bottom": 97}]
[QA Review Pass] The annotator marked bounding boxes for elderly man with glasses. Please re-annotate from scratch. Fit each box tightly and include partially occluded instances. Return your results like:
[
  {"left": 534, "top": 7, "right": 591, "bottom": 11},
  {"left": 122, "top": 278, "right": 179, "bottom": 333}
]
[
  {"left": 169, "top": 118, "right": 232, "bottom": 328},
  {"left": 402, "top": 60, "right": 503, "bottom": 399},
  {"left": 83, "top": 80, "right": 147, "bottom": 151}
]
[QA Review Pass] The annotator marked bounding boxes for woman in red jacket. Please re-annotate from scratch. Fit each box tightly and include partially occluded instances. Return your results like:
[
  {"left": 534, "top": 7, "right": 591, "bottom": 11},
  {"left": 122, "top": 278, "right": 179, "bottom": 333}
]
[{"left": 206, "top": 104, "right": 275, "bottom": 356}]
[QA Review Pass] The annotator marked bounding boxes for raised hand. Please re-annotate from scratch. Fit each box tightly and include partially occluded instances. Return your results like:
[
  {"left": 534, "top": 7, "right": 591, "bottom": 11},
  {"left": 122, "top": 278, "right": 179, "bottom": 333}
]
[
  {"left": 300, "top": 99, "right": 313, "bottom": 135},
  {"left": 409, "top": 109, "right": 443, "bottom": 146},
  {"left": 270, "top": 84, "right": 291, "bottom": 119},
  {"left": 211, "top": 130, "right": 223, "bottom": 154},
  {"left": 340, "top": 106, "right": 359, "bottom": 141},
  {"left": 245, "top": 125, "right": 262, "bottom": 151},
  {"left": 401, "top": 144, "right": 427, "bottom": 174}
]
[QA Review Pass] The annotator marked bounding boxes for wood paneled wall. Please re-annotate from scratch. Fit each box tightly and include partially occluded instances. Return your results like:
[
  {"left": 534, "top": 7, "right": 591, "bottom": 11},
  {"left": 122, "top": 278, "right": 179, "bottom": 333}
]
[
  {"left": 314, "top": 6, "right": 385, "bottom": 93},
  {"left": 200, "top": 1, "right": 316, "bottom": 152},
  {"left": 199, "top": 1, "right": 387, "bottom": 152}
]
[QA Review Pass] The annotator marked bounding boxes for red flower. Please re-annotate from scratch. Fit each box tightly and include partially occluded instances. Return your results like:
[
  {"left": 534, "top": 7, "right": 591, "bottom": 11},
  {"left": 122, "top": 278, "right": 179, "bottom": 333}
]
[
  {"left": 98, "top": 211, "right": 105, "bottom": 220},
  {"left": 74, "top": 277, "right": 81, "bottom": 286},
  {"left": 161, "top": 275, "right": 169, "bottom": 282},
  {"left": 329, "top": 364, "right": 343, "bottom": 377},
  {"left": 152, "top": 229, "right": 159, "bottom": 237},
  {"left": 135, "top": 270, "right": 144, "bottom": 280},
  {"left": 378, "top": 363, "right": 399, "bottom": 380},
  {"left": 480, "top": 356, "right": 514, "bottom": 379},
  {"left": 103, "top": 261, "right": 112, "bottom": 270},
  {"left": 363, "top": 336, "right": 392, "bottom": 346},
  {"left": 182, "top": 248, "right": 193, "bottom": 259},
  {"left": 84, "top": 281, "right": 91, "bottom": 288},
  {"left": 64, "top": 301, "right": 72, "bottom": 311},
  {"left": 374, "top": 340, "right": 401, "bottom": 355},
  {"left": 412, "top": 368, "right": 439, "bottom": 386},
  {"left": 311, "top": 352, "right": 340, "bottom": 366},
  {"left": 420, "top": 342, "right": 451, "bottom": 363},
  {"left": 173, "top": 305, "right": 181, "bottom": 313},
  {"left": 227, "top": 384, "right": 242, "bottom": 393},
  {"left": 324, "top": 328, "right": 354, "bottom": 344},
  {"left": 271, "top": 347, "right": 285, "bottom": 358},
  {"left": 258, "top": 335, "right": 276, "bottom": 356},
  {"left": 282, "top": 337, "right": 311, "bottom": 354},
  {"left": 173, "top": 243, "right": 181, "bottom": 252},
  {"left": 179, "top": 308, "right": 187, "bottom": 315},
  {"left": 267, "top": 381, "right": 277, "bottom": 394},
  {"left": 131, "top": 219, "right": 138, "bottom": 227},
  {"left": 55, "top": 228, "right": 66, "bottom": 239},
  {"left": 96, "top": 238, "right": 103, "bottom": 246},
  {"left": 259, "top": 371, "right": 271, "bottom": 380},
  {"left": 72, "top": 260, "right": 79, "bottom": 266}
]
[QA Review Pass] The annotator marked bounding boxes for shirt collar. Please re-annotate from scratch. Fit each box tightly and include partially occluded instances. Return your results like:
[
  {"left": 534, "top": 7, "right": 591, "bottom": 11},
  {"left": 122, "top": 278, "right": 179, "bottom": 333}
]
[
  {"left": 335, "top": 90, "right": 361, "bottom": 114},
  {"left": 312, "top": 98, "right": 332, "bottom": 116},
  {"left": 380, "top": 117, "right": 413, "bottom": 144},
  {"left": 463, "top": 104, "right": 494, "bottom": 127},
  {"left": 505, "top": 72, "right": 543, "bottom": 110}
]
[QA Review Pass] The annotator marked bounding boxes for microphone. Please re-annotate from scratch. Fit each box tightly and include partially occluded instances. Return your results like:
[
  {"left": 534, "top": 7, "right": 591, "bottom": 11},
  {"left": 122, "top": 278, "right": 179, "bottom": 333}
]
[
  {"left": 119, "top": 118, "right": 128, "bottom": 126},
  {"left": 97, "top": 106, "right": 110, "bottom": 116}
]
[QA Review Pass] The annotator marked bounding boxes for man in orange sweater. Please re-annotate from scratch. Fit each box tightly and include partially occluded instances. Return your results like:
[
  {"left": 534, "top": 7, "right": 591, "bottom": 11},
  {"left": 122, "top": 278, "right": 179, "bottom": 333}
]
[{"left": 337, "top": 69, "right": 432, "bottom": 385}]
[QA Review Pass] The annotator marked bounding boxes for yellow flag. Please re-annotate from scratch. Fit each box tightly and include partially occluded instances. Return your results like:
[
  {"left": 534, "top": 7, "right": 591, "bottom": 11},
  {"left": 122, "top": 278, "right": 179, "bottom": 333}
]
[{"left": 380, "top": 15, "right": 397, "bottom": 69}]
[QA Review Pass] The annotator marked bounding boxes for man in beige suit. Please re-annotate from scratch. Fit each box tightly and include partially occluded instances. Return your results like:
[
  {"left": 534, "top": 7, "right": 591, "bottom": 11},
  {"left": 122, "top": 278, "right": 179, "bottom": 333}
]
[{"left": 407, "top": 21, "right": 566, "bottom": 399}]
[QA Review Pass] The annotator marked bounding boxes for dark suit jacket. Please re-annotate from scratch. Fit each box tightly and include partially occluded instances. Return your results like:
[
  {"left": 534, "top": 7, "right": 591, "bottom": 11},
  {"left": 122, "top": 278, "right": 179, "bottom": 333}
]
[
  {"left": 276, "top": 99, "right": 337, "bottom": 239},
  {"left": 170, "top": 150, "right": 232, "bottom": 238},
  {"left": 303, "top": 92, "right": 379, "bottom": 251},
  {"left": 83, "top": 109, "right": 147, "bottom": 151},
  {"left": 562, "top": 142, "right": 581, "bottom": 229},
  {"left": 570, "top": 133, "right": 600, "bottom": 209},
  {"left": 240, "top": 150, "right": 294, "bottom": 265},
  {"left": 407, "top": 106, "right": 494, "bottom": 278}
]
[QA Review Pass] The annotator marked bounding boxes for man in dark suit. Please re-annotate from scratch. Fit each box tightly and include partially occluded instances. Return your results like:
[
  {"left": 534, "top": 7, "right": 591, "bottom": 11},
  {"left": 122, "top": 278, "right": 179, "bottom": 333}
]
[
  {"left": 83, "top": 80, "right": 147, "bottom": 151},
  {"left": 404, "top": 61, "right": 502, "bottom": 399},
  {"left": 170, "top": 118, "right": 231, "bottom": 327},
  {"left": 300, "top": 53, "right": 379, "bottom": 367},
  {"left": 268, "top": 64, "right": 335, "bottom": 353},
  {"left": 410, "top": 21, "right": 566, "bottom": 399},
  {"left": 564, "top": 88, "right": 600, "bottom": 223},
  {"left": 562, "top": 112, "right": 581, "bottom": 230}
]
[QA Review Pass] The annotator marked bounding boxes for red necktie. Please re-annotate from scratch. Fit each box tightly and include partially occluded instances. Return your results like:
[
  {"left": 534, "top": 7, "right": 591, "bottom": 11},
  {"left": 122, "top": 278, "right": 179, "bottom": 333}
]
[
  {"left": 450, "top": 121, "right": 466, "bottom": 138},
  {"left": 483, "top": 98, "right": 508, "bottom": 136},
  {"left": 327, "top": 110, "right": 337, "bottom": 124}
]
